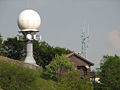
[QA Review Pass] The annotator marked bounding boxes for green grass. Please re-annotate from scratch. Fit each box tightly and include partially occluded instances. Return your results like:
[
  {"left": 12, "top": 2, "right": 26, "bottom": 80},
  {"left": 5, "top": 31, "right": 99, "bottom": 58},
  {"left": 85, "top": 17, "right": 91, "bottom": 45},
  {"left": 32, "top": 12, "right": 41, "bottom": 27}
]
[{"left": 0, "top": 57, "right": 57, "bottom": 90}]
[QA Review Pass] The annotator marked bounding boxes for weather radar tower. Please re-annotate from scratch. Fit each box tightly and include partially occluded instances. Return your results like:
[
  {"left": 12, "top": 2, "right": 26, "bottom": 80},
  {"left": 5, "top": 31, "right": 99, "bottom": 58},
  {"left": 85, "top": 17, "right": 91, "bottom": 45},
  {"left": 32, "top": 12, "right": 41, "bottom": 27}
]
[
  {"left": 81, "top": 25, "right": 89, "bottom": 58},
  {"left": 17, "top": 6, "right": 42, "bottom": 66}
]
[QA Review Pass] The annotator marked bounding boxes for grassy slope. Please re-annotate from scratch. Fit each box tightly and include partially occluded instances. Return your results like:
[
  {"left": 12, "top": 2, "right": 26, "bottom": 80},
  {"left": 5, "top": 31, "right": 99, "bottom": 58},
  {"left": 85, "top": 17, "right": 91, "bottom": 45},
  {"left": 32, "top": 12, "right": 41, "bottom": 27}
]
[{"left": 0, "top": 56, "right": 57, "bottom": 90}]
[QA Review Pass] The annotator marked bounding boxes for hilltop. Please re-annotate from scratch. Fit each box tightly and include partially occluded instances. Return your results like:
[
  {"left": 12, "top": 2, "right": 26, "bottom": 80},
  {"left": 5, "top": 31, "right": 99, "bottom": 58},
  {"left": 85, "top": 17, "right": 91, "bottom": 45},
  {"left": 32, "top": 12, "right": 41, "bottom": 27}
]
[
  {"left": 0, "top": 56, "right": 41, "bottom": 70},
  {"left": 0, "top": 56, "right": 57, "bottom": 90}
]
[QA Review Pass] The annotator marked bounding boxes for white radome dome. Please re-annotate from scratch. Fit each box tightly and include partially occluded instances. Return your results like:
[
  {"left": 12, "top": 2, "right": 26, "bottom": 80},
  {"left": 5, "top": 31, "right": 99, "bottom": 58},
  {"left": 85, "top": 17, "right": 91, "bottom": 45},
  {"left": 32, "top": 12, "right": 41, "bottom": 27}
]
[{"left": 18, "top": 9, "right": 41, "bottom": 31}]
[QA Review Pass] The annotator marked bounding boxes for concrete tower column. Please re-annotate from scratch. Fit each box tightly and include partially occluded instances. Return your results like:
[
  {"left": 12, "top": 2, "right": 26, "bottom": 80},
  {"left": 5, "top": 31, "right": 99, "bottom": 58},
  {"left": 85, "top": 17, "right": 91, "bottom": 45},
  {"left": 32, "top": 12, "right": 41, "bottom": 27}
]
[{"left": 25, "top": 40, "right": 36, "bottom": 65}]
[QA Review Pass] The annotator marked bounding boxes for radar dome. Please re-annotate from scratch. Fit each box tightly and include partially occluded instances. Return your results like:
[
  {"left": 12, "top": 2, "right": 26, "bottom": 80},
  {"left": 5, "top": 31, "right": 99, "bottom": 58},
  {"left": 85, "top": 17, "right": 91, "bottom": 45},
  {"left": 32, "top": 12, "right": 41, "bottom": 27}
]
[{"left": 18, "top": 9, "right": 41, "bottom": 31}]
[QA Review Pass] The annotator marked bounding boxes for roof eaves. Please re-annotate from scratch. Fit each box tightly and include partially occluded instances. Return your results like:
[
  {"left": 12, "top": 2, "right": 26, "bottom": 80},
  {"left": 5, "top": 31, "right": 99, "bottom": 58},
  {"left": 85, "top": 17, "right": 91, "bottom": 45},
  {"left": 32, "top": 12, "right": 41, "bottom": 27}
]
[{"left": 73, "top": 53, "right": 94, "bottom": 66}]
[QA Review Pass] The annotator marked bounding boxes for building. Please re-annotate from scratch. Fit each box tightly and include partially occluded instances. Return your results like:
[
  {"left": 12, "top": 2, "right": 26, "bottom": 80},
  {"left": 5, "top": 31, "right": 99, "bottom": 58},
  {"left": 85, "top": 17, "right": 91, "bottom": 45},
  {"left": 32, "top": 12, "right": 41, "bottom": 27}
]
[{"left": 65, "top": 52, "right": 95, "bottom": 79}]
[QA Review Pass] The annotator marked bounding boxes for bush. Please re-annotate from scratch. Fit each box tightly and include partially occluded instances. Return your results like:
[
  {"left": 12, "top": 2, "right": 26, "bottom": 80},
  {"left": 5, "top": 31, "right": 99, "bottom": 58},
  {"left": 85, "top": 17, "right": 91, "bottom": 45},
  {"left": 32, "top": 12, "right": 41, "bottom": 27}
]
[
  {"left": 58, "top": 70, "right": 93, "bottom": 90},
  {"left": 0, "top": 59, "right": 41, "bottom": 90},
  {"left": 93, "top": 82, "right": 102, "bottom": 90},
  {"left": 46, "top": 55, "right": 74, "bottom": 75},
  {"left": 45, "top": 55, "right": 74, "bottom": 81},
  {"left": 40, "top": 72, "right": 57, "bottom": 81}
]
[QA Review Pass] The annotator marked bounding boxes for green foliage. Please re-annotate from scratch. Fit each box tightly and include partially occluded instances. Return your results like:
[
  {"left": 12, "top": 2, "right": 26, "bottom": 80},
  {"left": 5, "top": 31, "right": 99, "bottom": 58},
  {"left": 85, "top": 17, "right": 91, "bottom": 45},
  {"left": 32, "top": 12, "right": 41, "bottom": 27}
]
[
  {"left": 33, "top": 41, "right": 54, "bottom": 67},
  {"left": 41, "top": 55, "right": 74, "bottom": 81},
  {"left": 0, "top": 34, "right": 4, "bottom": 56},
  {"left": 46, "top": 55, "right": 74, "bottom": 75},
  {"left": 58, "top": 70, "right": 93, "bottom": 90},
  {"left": 2, "top": 36, "right": 71, "bottom": 67},
  {"left": 0, "top": 59, "right": 57, "bottom": 90},
  {"left": 2, "top": 37, "right": 25, "bottom": 60},
  {"left": 95, "top": 55, "right": 120, "bottom": 90},
  {"left": 93, "top": 82, "right": 102, "bottom": 90},
  {"left": 33, "top": 41, "right": 71, "bottom": 68},
  {"left": 40, "top": 72, "right": 58, "bottom": 81},
  {"left": 42, "top": 57, "right": 93, "bottom": 90},
  {"left": 0, "top": 34, "right": 2, "bottom": 47}
]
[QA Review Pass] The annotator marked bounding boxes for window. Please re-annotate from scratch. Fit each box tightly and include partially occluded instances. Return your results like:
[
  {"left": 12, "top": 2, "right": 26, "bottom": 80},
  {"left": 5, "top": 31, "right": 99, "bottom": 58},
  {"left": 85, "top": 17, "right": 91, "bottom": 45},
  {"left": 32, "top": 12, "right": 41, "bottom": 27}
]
[{"left": 77, "top": 66, "right": 87, "bottom": 72}]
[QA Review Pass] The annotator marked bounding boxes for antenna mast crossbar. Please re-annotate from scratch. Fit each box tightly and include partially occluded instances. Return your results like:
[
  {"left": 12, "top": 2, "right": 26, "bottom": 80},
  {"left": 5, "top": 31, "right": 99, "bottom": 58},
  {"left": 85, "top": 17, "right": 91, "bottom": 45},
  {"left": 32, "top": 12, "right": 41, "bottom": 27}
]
[{"left": 81, "top": 24, "right": 89, "bottom": 58}]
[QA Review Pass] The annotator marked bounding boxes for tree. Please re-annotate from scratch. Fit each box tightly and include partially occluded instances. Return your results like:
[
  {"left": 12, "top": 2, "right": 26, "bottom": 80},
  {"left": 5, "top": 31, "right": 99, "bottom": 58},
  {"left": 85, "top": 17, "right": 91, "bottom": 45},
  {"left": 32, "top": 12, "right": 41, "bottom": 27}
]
[
  {"left": 46, "top": 55, "right": 74, "bottom": 75},
  {"left": 58, "top": 70, "right": 93, "bottom": 90},
  {"left": 2, "top": 37, "right": 71, "bottom": 67},
  {"left": 95, "top": 55, "right": 120, "bottom": 90},
  {"left": 2, "top": 37, "right": 25, "bottom": 60},
  {"left": 0, "top": 34, "right": 3, "bottom": 55},
  {"left": 41, "top": 55, "right": 74, "bottom": 81},
  {"left": 33, "top": 41, "right": 71, "bottom": 68},
  {"left": 0, "top": 34, "right": 2, "bottom": 48},
  {"left": 0, "top": 34, "right": 8, "bottom": 56},
  {"left": 33, "top": 41, "right": 52, "bottom": 67}
]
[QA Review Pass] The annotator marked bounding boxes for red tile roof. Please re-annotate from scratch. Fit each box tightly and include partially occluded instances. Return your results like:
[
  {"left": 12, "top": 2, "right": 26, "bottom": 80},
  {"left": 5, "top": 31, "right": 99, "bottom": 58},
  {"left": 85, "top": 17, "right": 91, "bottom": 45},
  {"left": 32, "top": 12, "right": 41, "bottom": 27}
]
[
  {"left": 64, "top": 52, "right": 74, "bottom": 57},
  {"left": 64, "top": 52, "right": 94, "bottom": 66}
]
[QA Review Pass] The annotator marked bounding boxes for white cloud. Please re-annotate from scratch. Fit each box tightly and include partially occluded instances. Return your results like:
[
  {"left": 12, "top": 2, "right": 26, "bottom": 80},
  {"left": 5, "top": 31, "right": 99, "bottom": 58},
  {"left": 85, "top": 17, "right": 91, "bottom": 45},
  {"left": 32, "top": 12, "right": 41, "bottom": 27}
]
[{"left": 108, "top": 30, "right": 120, "bottom": 48}]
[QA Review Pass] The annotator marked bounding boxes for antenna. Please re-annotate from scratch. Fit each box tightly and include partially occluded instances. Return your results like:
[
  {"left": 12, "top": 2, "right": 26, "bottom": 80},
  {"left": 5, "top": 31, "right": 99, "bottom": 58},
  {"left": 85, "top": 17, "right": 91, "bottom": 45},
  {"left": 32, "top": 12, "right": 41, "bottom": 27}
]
[{"left": 81, "top": 24, "right": 89, "bottom": 58}]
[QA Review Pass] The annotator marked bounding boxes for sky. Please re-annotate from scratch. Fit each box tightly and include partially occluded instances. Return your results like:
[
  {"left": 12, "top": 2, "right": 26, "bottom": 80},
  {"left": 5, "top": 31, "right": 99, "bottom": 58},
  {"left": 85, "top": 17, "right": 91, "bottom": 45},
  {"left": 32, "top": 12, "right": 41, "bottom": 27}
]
[{"left": 0, "top": 0, "right": 120, "bottom": 69}]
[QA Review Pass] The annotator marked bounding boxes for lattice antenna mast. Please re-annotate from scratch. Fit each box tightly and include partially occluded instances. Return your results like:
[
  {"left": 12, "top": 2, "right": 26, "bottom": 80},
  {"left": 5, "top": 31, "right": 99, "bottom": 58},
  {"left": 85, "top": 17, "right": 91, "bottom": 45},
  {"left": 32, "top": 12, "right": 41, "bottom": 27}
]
[{"left": 81, "top": 24, "right": 89, "bottom": 58}]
